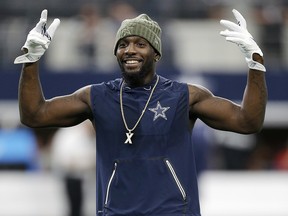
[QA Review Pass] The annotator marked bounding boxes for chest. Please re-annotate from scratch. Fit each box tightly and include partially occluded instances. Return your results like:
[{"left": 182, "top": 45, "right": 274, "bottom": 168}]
[{"left": 94, "top": 87, "right": 188, "bottom": 135}]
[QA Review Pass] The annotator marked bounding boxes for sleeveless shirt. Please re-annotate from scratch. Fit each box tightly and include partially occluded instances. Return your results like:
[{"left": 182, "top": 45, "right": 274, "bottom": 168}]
[{"left": 90, "top": 75, "right": 201, "bottom": 216}]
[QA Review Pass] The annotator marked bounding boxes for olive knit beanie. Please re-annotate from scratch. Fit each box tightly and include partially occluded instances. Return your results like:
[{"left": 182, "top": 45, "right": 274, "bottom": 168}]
[{"left": 114, "top": 14, "right": 162, "bottom": 58}]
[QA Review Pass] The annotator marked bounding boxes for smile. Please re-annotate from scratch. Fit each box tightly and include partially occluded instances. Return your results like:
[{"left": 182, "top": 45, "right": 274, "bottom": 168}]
[{"left": 126, "top": 60, "right": 139, "bottom": 64}]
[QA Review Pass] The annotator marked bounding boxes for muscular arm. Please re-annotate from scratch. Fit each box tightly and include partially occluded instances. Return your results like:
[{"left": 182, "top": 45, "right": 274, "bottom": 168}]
[
  {"left": 19, "top": 62, "right": 93, "bottom": 128},
  {"left": 189, "top": 54, "right": 267, "bottom": 134}
]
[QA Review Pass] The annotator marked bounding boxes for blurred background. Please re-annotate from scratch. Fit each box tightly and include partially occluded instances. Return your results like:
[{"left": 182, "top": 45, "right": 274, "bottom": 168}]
[{"left": 1, "top": 0, "right": 288, "bottom": 215}]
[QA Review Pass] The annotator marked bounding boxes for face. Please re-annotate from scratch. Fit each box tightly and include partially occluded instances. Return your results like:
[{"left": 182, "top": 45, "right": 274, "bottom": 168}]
[{"left": 116, "top": 36, "right": 159, "bottom": 85}]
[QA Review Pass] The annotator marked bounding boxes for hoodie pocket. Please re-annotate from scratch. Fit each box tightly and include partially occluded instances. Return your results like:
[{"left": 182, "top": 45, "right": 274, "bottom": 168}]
[
  {"left": 165, "top": 159, "right": 187, "bottom": 201},
  {"left": 105, "top": 162, "right": 117, "bottom": 206},
  {"left": 104, "top": 158, "right": 187, "bottom": 215}
]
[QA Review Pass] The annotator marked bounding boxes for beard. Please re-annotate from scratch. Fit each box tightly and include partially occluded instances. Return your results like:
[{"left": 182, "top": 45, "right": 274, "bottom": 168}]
[{"left": 118, "top": 56, "right": 155, "bottom": 87}]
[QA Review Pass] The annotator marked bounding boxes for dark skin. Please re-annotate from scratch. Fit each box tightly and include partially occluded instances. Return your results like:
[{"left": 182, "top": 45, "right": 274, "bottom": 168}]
[
  {"left": 19, "top": 36, "right": 267, "bottom": 135},
  {"left": 116, "top": 36, "right": 159, "bottom": 87}
]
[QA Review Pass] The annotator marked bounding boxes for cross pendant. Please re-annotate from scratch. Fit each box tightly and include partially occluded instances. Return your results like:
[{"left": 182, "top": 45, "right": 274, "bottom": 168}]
[{"left": 124, "top": 131, "right": 134, "bottom": 144}]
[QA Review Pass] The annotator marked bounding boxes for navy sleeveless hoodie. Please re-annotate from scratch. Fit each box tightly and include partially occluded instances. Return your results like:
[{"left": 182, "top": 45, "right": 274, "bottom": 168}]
[{"left": 90, "top": 75, "right": 201, "bottom": 216}]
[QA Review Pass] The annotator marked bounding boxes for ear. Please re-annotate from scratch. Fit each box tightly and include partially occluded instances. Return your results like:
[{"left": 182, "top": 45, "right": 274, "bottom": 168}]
[{"left": 154, "top": 53, "right": 160, "bottom": 62}]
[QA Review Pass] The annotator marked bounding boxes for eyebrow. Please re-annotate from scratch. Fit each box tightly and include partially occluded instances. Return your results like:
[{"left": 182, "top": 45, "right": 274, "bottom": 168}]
[{"left": 121, "top": 36, "right": 148, "bottom": 43}]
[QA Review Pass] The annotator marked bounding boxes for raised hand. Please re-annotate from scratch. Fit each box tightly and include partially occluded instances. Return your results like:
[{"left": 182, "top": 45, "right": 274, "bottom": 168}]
[
  {"left": 14, "top": 9, "right": 60, "bottom": 64},
  {"left": 220, "top": 9, "right": 266, "bottom": 72}
]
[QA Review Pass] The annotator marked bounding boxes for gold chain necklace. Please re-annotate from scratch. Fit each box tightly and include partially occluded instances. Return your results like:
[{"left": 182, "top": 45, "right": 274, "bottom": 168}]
[{"left": 120, "top": 75, "right": 159, "bottom": 144}]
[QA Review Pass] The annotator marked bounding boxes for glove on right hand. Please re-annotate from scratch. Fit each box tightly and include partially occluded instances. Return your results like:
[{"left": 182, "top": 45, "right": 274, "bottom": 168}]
[
  {"left": 14, "top": 9, "right": 60, "bottom": 64},
  {"left": 220, "top": 9, "right": 266, "bottom": 72}
]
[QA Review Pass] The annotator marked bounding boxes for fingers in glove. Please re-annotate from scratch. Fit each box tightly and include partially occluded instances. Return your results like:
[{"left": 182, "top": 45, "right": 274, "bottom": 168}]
[
  {"left": 220, "top": 20, "right": 253, "bottom": 39},
  {"left": 29, "top": 37, "right": 49, "bottom": 47},
  {"left": 34, "top": 9, "right": 48, "bottom": 33},
  {"left": 232, "top": 9, "right": 247, "bottom": 29},
  {"left": 220, "top": 20, "right": 243, "bottom": 33},
  {"left": 220, "top": 30, "right": 248, "bottom": 39},
  {"left": 41, "top": 9, "right": 48, "bottom": 21},
  {"left": 224, "top": 37, "right": 246, "bottom": 45},
  {"left": 47, "top": 18, "right": 61, "bottom": 39}
]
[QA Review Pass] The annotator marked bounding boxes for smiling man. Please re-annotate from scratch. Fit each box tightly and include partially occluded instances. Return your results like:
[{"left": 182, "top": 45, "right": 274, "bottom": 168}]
[{"left": 15, "top": 9, "right": 267, "bottom": 216}]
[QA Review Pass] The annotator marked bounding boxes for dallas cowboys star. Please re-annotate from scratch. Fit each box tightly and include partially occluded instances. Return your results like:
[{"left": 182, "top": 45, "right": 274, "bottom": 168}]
[{"left": 149, "top": 101, "right": 170, "bottom": 121}]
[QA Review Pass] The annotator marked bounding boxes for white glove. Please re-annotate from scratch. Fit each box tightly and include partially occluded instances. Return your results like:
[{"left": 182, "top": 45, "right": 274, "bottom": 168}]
[
  {"left": 14, "top": 9, "right": 60, "bottom": 64},
  {"left": 220, "top": 9, "right": 266, "bottom": 72}
]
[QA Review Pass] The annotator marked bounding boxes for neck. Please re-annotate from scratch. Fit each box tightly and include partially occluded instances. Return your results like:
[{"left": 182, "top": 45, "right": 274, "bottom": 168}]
[{"left": 123, "top": 72, "right": 157, "bottom": 88}]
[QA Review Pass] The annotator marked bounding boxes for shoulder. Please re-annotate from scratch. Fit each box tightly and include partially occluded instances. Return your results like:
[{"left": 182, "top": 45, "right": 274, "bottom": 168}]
[
  {"left": 188, "top": 83, "right": 214, "bottom": 105},
  {"left": 91, "top": 78, "right": 122, "bottom": 93},
  {"left": 188, "top": 83, "right": 212, "bottom": 94},
  {"left": 158, "top": 75, "right": 187, "bottom": 92},
  {"left": 73, "top": 85, "right": 92, "bottom": 104}
]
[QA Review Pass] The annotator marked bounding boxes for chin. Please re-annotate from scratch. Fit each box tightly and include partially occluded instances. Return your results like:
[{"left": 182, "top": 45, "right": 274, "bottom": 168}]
[
  {"left": 122, "top": 69, "right": 147, "bottom": 81},
  {"left": 123, "top": 71, "right": 139, "bottom": 78},
  {"left": 124, "top": 65, "right": 141, "bottom": 73},
  {"left": 122, "top": 67, "right": 142, "bottom": 76}
]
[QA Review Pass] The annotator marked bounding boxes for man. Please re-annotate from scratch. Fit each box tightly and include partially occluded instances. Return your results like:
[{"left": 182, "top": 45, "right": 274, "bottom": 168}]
[{"left": 14, "top": 9, "right": 267, "bottom": 216}]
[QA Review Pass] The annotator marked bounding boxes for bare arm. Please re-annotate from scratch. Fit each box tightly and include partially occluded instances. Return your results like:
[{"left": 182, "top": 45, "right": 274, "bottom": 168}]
[
  {"left": 15, "top": 10, "right": 92, "bottom": 128},
  {"left": 189, "top": 54, "right": 267, "bottom": 134},
  {"left": 189, "top": 9, "right": 268, "bottom": 134},
  {"left": 19, "top": 62, "right": 93, "bottom": 128}
]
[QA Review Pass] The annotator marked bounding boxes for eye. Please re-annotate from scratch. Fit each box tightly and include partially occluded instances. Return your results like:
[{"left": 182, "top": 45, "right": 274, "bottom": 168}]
[
  {"left": 137, "top": 41, "right": 147, "bottom": 48},
  {"left": 118, "top": 41, "right": 127, "bottom": 49}
]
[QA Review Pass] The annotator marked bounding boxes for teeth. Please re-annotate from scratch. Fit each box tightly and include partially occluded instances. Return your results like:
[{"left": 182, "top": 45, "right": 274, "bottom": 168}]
[{"left": 126, "top": 60, "right": 138, "bottom": 64}]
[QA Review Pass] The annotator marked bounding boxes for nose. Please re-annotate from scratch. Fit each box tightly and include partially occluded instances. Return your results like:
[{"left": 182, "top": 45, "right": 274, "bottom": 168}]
[{"left": 125, "top": 43, "right": 136, "bottom": 54}]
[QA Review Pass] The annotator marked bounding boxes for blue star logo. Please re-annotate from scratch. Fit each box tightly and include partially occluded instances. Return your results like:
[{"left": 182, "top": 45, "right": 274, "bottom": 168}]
[{"left": 149, "top": 101, "right": 170, "bottom": 121}]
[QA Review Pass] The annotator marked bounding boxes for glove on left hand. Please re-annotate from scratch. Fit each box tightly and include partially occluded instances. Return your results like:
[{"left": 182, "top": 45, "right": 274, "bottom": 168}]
[
  {"left": 220, "top": 9, "right": 266, "bottom": 72},
  {"left": 14, "top": 9, "right": 60, "bottom": 64}
]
